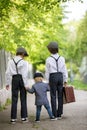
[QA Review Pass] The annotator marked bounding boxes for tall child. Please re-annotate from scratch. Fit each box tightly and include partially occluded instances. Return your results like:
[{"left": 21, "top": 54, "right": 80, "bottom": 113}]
[
  {"left": 5, "top": 47, "right": 29, "bottom": 124},
  {"left": 45, "top": 41, "right": 68, "bottom": 119}
]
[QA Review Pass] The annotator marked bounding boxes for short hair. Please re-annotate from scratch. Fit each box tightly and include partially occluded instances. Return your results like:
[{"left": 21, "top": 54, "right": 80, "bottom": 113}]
[
  {"left": 47, "top": 41, "right": 59, "bottom": 54},
  {"left": 48, "top": 48, "right": 58, "bottom": 54},
  {"left": 16, "top": 47, "right": 28, "bottom": 56}
]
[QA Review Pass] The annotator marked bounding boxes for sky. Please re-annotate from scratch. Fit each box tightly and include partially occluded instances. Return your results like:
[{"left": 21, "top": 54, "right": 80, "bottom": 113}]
[{"left": 62, "top": 0, "right": 87, "bottom": 23}]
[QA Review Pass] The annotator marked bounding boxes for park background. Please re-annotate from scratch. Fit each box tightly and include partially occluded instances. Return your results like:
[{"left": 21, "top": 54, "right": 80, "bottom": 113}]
[{"left": 0, "top": 0, "right": 87, "bottom": 109}]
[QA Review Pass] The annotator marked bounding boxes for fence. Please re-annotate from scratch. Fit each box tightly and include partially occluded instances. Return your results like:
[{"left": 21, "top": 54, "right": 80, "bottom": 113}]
[
  {"left": 0, "top": 49, "right": 12, "bottom": 89},
  {"left": 0, "top": 49, "right": 12, "bottom": 106}
]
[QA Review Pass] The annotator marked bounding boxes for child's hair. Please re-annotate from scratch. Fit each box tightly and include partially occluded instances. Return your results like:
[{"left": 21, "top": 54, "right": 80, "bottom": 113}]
[
  {"left": 47, "top": 41, "right": 59, "bottom": 54},
  {"left": 34, "top": 77, "right": 43, "bottom": 82},
  {"left": 48, "top": 48, "right": 58, "bottom": 54},
  {"left": 16, "top": 47, "right": 28, "bottom": 56}
]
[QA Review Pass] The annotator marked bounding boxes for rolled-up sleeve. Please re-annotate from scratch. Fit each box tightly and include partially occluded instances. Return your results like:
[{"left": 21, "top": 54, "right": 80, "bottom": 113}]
[
  {"left": 45, "top": 59, "right": 50, "bottom": 81},
  {"left": 5, "top": 61, "right": 12, "bottom": 86},
  {"left": 61, "top": 58, "right": 68, "bottom": 83}
]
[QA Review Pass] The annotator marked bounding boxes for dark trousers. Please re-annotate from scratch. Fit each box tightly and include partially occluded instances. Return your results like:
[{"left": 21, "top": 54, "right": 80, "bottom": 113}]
[
  {"left": 49, "top": 72, "right": 63, "bottom": 117},
  {"left": 11, "top": 74, "right": 27, "bottom": 119}
]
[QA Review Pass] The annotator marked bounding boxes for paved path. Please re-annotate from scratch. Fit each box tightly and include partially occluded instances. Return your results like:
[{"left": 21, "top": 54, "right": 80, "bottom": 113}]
[{"left": 0, "top": 89, "right": 87, "bottom": 130}]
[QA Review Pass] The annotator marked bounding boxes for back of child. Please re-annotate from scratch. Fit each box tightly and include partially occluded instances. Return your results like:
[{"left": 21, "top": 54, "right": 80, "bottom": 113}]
[{"left": 27, "top": 72, "right": 56, "bottom": 122}]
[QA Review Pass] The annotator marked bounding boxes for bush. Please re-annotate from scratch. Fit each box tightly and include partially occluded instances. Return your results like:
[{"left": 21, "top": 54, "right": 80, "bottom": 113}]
[
  {"left": 0, "top": 98, "right": 11, "bottom": 111},
  {"left": 69, "top": 80, "right": 87, "bottom": 91}
]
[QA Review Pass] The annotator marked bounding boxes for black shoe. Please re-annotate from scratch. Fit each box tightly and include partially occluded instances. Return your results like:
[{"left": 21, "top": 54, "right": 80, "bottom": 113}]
[
  {"left": 10, "top": 119, "right": 16, "bottom": 124},
  {"left": 57, "top": 115, "right": 62, "bottom": 120},
  {"left": 50, "top": 117, "right": 57, "bottom": 121},
  {"left": 35, "top": 119, "right": 40, "bottom": 123},
  {"left": 22, "top": 118, "right": 28, "bottom": 123}
]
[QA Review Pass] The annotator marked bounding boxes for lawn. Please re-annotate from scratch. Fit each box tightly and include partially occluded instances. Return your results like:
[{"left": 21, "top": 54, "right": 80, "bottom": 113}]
[{"left": 69, "top": 80, "right": 87, "bottom": 91}]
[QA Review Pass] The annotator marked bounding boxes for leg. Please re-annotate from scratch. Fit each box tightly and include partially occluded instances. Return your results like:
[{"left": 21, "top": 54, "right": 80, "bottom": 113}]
[
  {"left": 11, "top": 77, "right": 19, "bottom": 119},
  {"left": 50, "top": 86, "right": 57, "bottom": 117},
  {"left": 20, "top": 86, "right": 28, "bottom": 119},
  {"left": 57, "top": 86, "right": 63, "bottom": 117},
  {"left": 49, "top": 74, "right": 57, "bottom": 117},
  {"left": 36, "top": 105, "right": 42, "bottom": 121},
  {"left": 57, "top": 73, "right": 63, "bottom": 117},
  {"left": 44, "top": 104, "right": 53, "bottom": 118}
]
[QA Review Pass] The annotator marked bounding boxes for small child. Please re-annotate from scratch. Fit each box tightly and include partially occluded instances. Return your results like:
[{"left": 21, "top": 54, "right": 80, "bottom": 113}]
[{"left": 27, "top": 72, "right": 56, "bottom": 122}]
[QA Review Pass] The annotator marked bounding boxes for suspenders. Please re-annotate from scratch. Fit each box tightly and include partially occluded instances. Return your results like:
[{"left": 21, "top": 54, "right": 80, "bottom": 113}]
[
  {"left": 51, "top": 56, "right": 60, "bottom": 72},
  {"left": 13, "top": 59, "right": 23, "bottom": 74}
]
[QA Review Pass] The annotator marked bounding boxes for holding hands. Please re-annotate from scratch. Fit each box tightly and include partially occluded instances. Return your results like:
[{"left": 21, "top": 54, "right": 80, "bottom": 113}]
[{"left": 6, "top": 85, "right": 10, "bottom": 90}]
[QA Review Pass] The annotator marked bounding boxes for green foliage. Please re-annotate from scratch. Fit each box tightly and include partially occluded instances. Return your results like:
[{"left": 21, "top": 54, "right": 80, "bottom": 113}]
[
  {"left": 0, "top": 105, "right": 6, "bottom": 111},
  {"left": 0, "top": 0, "right": 84, "bottom": 71},
  {"left": 5, "top": 98, "right": 11, "bottom": 106},
  {"left": 75, "top": 11, "right": 87, "bottom": 60},
  {"left": 0, "top": 0, "right": 68, "bottom": 68},
  {"left": 69, "top": 80, "right": 87, "bottom": 91},
  {"left": 0, "top": 98, "right": 11, "bottom": 111}
]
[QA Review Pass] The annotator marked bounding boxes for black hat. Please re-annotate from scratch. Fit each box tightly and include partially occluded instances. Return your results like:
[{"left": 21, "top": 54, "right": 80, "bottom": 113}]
[
  {"left": 16, "top": 47, "right": 28, "bottom": 56},
  {"left": 47, "top": 41, "right": 58, "bottom": 49},
  {"left": 34, "top": 72, "right": 43, "bottom": 79}
]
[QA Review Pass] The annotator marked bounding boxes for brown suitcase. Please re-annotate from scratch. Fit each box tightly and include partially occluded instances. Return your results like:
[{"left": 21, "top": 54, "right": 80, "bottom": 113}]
[{"left": 63, "top": 86, "right": 75, "bottom": 104}]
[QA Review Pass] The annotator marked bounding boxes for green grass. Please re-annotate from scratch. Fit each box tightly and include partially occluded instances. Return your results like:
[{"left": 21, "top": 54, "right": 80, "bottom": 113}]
[
  {"left": 69, "top": 80, "right": 87, "bottom": 91},
  {"left": 0, "top": 105, "right": 6, "bottom": 111},
  {"left": 5, "top": 98, "right": 11, "bottom": 106},
  {"left": 0, "top": 98, "right": 11, "bottom": 111}
]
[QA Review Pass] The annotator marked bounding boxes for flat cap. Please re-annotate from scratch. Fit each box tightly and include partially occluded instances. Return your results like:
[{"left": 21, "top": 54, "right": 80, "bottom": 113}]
[
  {"left": 16, "top": 47, "right": 28, "bottom": 56},
  {"left": 34, "top": 72, "right": 43, "bottom": 79},
  {"left": 47, "top": 41, "right": 58, "bottom": 49}
]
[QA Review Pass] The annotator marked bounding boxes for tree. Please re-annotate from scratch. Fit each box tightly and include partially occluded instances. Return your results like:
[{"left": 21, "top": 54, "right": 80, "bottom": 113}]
[
  {"left": 75, "top": 11, "right": 87, "bottom": 63},
  {"left": 0, "top": 0, "right": 83, "bottom": 70}
]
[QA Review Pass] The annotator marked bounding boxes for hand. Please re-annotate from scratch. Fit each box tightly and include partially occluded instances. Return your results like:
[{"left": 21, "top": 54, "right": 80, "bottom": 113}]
[
  {"left": 6, "top": 85, "right": 9, "bottom": 90},
  {"left": 25, "top": 87, "right": 29, "bottom": 90},
  {"left": 64, "top": 82, "right": 67, "bottom": 87}
]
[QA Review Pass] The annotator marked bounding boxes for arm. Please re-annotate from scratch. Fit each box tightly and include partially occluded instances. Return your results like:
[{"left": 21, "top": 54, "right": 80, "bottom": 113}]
[
  {"left": 62, "top": 57, "right": 68, "bottom": 86},
  {"left": 47, "top": 83, "right": 50, "bottom": 91},
  {"left": 45, "top": 59, "right": 50, "bottom": 82},
  {"left": 21, "top": 61, "right": 29, "bottom": 88},
  {"left": 27, "top": 86, "right": 35, "bottom": 94}
]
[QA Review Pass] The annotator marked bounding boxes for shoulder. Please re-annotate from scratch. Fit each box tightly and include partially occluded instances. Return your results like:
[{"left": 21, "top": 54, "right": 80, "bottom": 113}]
[
  {"left": 59, "top": 56, "right": 65, "bottom": 62},
  {"left": 41, "top": 82, "right": 49, "bottom": 87},
  {"left": 20, "top": 60, "right": 29, "bottom": 69},
  {"left": 46, "top": 56, "right": 52, "bottom": 62},
  {"left": 23, "top": 60, "right": 29, "bottom": 65},
  {"left": 32, "top": 83, "right": 37, "bottom": 88}
]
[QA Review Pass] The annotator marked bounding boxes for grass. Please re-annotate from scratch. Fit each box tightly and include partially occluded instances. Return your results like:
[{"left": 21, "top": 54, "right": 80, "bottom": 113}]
[
  {"left": 69, "top": 80, "right": 87, "bottom": 91},
  {"left": 0, "top": 105, "right": 6, "bottom": 111},
  {"left": 0, "top": 98, "right": 11, "bottom": 111},
  {"left": 5, "top": 98, "right": 11, "bottom": 106}
]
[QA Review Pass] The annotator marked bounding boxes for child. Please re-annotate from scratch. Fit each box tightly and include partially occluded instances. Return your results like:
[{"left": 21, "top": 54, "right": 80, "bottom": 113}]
[
  {"left": 27, "top": 72, "right": 56, "bottom": 122},
  {"left": 5, "top": 47, "right": 29, "bottom": 124},
  {"left": 45, "top": 41, "right": 68, "bottom": 119}
]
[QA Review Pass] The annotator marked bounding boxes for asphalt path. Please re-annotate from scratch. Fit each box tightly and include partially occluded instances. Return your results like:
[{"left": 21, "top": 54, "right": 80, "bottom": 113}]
[{"left": 0, "top": 89, "right": 87, "bottom": 130}]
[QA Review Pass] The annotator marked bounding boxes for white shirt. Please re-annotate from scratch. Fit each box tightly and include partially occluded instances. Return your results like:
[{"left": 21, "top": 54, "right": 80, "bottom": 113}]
[
  {"left": 5, "top": 56, "right": 29, "bottom": 87},
  {"left": 45, "top": 53, "right": 68, "bottom": 83}
]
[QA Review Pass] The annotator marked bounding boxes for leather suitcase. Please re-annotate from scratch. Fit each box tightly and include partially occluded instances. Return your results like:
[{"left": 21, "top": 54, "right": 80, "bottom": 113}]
[{"left": 63, "top": 86, "right": 75, "bottom": 104}]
